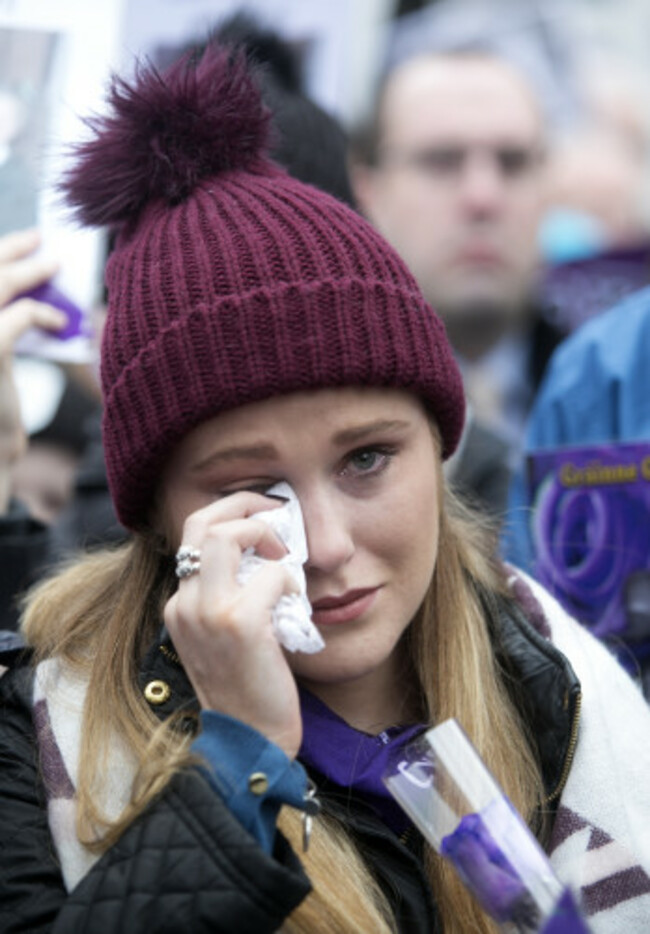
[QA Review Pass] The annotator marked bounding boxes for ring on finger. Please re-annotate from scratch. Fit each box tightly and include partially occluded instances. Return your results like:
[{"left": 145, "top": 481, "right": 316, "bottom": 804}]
[{"left": 175, "top": 545, "right": 201, "bottom": 579}]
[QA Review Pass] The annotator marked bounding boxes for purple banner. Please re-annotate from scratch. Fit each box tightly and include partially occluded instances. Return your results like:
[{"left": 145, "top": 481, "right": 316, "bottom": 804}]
[{"left": 527, "top": 441, "right": 650, "bottom": 662}]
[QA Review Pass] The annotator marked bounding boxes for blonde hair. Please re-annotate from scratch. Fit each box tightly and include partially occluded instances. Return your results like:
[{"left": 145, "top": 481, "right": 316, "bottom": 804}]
[{"left": 22, "top": 486, "right": 545, "bottom": 933}]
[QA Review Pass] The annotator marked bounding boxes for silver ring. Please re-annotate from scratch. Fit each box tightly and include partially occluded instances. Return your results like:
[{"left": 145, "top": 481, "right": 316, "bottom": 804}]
[{"left": 175, "top": 545, "right": 201, "bottom": 579}]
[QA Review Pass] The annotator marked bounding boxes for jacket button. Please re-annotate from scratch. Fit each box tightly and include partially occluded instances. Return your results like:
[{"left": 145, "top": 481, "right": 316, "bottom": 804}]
[
  {"left": 144, "top": 679, "right": 171, "bottom": 705},
  {"left": 248, "top": 772, "right": 269, "bottom": 795}
]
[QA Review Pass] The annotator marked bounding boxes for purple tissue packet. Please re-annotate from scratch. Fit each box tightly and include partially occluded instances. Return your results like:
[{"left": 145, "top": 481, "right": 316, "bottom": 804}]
[
  {"left": 19, "top": 282, "right": 85, "bottom": 340},
  {"left": 441, "top": 812, "right": 539, "bottom": 926},
  {"left": 540, "top": 888, "right": 591, "bottom": 933},
  {"left": 13, "top": 281, "right": 92, "bottom": 362}
]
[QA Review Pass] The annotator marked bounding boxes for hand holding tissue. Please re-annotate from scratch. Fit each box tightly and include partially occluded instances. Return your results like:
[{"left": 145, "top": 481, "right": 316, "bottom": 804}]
[{"left": 236, "top": 482, "right": 325, "bottom": 654}]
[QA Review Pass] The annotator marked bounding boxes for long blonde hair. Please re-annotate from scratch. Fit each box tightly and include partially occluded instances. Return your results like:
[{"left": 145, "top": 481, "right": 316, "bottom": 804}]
[{"left": 22, "top": 485, "right": 546, "bottom": 933}]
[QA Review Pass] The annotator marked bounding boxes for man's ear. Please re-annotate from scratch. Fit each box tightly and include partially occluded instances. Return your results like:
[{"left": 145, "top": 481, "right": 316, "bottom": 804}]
[{"left": 348, "top": 158, "right": 381, "bottom": 224}]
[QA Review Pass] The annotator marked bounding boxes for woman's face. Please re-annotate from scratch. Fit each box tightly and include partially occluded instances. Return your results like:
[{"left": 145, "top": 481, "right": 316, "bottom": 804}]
[{"left": 160, "top": 387, "right": 440, "bottom": 706}]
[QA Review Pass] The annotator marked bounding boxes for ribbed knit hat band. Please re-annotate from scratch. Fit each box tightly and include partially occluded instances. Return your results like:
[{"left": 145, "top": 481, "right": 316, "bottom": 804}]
[{"left": 63, "top": 45, "right": 465, "bottom": 530}]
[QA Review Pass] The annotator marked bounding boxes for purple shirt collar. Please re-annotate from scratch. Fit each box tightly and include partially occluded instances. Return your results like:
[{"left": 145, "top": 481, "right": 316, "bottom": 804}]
[{"left": 298, "top": 686, "right": 426, "bottom": 835}]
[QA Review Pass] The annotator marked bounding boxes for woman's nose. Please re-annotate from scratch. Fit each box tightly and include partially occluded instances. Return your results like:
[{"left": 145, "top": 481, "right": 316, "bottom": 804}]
[{"left": 301, "top": 493, "right": 355, "bottom": 575}]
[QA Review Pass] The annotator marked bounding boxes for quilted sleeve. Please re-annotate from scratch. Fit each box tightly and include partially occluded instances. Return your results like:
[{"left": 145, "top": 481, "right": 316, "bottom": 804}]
[
  {"left": 53, "top": 770, "right": 311, "bottom": 934},
  {"left": 0, "top": 665, "right": 311, "bottom": 934}
]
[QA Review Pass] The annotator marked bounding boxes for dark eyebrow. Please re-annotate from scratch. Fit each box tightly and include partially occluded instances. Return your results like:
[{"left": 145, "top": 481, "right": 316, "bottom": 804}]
[{"left": 191, "top": 443, "right": 278, "bottom": 473}]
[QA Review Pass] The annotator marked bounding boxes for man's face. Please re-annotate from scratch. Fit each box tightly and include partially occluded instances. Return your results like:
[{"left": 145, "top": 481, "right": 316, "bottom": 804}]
[{"left": 357, "top": 56, "right": 546, "bottom": 355}]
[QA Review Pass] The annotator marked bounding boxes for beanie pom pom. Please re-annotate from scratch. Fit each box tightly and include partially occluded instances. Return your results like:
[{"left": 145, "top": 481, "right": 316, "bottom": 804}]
[{"left": 62, "top": 44, "right": 271, "bottom": 227}]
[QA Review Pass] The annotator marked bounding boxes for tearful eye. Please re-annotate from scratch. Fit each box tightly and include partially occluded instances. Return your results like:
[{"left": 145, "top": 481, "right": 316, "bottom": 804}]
[
  {"left": 350, "top": 450, "right": 383, "bottom": 471},
  {"left": 342, "top": 445, "right": 396, "bottom": 480}
]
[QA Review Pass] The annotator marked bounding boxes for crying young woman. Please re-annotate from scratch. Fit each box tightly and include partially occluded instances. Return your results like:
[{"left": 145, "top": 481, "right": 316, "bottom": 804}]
[{"left": 2, "top": 42, "right": 650, "bottom": 934}]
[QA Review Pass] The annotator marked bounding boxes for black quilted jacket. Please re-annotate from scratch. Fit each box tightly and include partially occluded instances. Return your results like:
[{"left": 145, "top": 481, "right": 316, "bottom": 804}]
[
  {"left": 0, "top": 590, "right": 581, "bottom": 933},
  {"left": 0, "top": 657, "right": 310, "bottom": 934}
]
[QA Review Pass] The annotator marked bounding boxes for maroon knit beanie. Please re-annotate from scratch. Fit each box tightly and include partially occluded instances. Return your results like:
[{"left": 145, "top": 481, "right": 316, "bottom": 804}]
[{"left": 63, "top": 45, "right": 465, "bottom": 530}]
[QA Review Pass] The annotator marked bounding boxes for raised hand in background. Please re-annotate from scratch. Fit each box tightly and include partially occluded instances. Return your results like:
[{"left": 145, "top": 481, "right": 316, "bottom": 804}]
[{"left": 0, "top": 228, "right": 65, "bottom": 513}]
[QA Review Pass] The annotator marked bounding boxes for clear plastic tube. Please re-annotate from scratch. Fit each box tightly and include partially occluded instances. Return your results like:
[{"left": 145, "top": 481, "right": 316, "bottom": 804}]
[{"left": 383, "top": 718, "right": 590, "bottom": 932}]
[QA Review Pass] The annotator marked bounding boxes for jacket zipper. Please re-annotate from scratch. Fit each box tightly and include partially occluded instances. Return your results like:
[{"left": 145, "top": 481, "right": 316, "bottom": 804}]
[
  {"left": 159, "top": 643, "right": 182, "bottom": 666},
  {"left": 541, "top": 689, "right": 582, "bottom": 805},
  {"left": 399, "top": 825, "right": 413, "bottom": 846}
]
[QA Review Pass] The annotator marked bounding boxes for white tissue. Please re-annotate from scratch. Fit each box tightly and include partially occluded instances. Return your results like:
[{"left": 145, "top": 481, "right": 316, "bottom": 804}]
[{"left": 236, "top": 481, "right": 325, "bottom": 654}]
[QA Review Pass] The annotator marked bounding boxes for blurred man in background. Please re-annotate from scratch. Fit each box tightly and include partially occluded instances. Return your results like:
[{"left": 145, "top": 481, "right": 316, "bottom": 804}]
[{"left": 352, "top": 50, "right": 563, "bottom": 514}]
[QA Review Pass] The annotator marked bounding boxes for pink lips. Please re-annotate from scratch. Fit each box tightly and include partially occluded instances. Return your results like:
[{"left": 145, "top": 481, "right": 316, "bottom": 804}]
[{"left": 311, "top": 587, "right": 380, "bottom": 626}]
